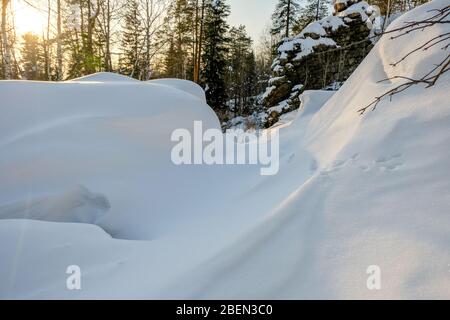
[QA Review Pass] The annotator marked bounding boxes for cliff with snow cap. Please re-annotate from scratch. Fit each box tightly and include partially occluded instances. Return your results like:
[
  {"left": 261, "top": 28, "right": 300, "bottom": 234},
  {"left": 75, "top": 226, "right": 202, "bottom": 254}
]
[{"left": 263, "top": 0, "right": 379, "bottom": 125}]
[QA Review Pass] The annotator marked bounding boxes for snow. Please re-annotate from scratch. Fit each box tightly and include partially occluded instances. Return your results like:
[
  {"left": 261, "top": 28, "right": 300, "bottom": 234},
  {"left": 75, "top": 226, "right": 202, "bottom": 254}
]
[
  {"left": 1, "top": 0, "right": 450, "bottom": 299},
  {"left": 276, "top": 1, "right": 378, "bottom": 62},
  {"left": 262, "top": 85, "right": 276, "bottom": 100},
  {"left": 277, "top": 40, "right": 296, "bottom": 53},
  {"left": 297, "top": 90, "right": 335, "bottom": 118},
  {"left": 0, "top": 186, "right": 110, "bottom": 224},
  {"left": 293, "top": 37, "right": 337, "bottom": 61},
  {"left": 320, "top": 16, "right": 348, "bottom": 32},
  {"left": 277, "top": 35, "right": 337, "bottom": 61},
  {"left": 337, "top": 1, "right": 372, "bottom": 22},
  {"left": 148, "top": 78, "right": 206, "bottom": 102},
  {"left": 267, "top": 99, "right": 290, "bottom": 114},
  {"left": 292, "top": 84, "right": 304, "bottom": 92},
  {"left": 299, "top": 22, "right": 327, "bottom": 37},
  {"left": 273, "top": 64, "right": 284, "bottom": 73},
  {"left": 268, "top": 76, "right": 285, "bottom": 86},
  {"left": 277, "top": 1, "right": 375, "bottom": 61},
  {"left": 70, "top": 72, "right": 139, "bottom": 83}
]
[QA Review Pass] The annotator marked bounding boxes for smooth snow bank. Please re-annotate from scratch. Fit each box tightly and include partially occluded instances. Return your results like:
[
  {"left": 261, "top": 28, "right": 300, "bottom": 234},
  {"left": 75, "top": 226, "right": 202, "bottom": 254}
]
[
  {"left": 148, "top": 78, "right": 206, "bottom": 102},
  {"left": 0, "top": 186, "right": 110, "bottom": 224},
  {"left": 1, "top": 1, "right": 449, "bottom": 299},
  {"left": 0, "top": 76, "right": 220, "bottom": 242},
  {"left": 70, "top": 72, "right": 139, "bottom": 83},
  {"left": 297, "top": 90, "right": 335, "bottom": 118}
]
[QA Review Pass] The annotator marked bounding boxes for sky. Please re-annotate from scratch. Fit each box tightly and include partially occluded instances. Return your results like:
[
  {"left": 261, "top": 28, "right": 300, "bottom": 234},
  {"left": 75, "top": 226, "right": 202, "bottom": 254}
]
[
  {"left": 228, "top": 0, "right": 278, "bottom": 45},
  {"left": 14, "top": 0, "right": 48, "bottom": 35}
]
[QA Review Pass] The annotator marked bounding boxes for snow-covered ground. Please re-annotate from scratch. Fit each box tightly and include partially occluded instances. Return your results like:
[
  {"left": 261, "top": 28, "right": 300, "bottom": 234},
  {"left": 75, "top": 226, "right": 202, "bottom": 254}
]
[{"left": 0, "top": 1, "right": 449, "bottom": 299}]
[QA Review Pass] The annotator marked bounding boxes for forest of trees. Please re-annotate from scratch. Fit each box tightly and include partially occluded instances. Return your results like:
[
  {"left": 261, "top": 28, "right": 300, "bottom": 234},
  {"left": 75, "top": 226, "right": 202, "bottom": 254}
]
[{"left": 0, "top": 0, "right": 430, "bottom": 118}]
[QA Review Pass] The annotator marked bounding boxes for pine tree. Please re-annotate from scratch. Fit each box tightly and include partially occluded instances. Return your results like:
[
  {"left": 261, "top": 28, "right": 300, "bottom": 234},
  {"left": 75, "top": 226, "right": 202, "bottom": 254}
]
[
  {"left": 201, "top": 0, "right": 230, "bottom": 111},
  {"left": 242, "top": 51, "right": 257, "bottom": 114},
  {"left": 227, "top": 25, "right": 253, "bottom": 114},
  {"left": 84, "top": 0, "right": 101, "bottom": 74},
  {"left": 293, "top": 0, "right": 329, "bottom": 34},
  {"left": 64, "top": 0, "right": 83, "bottom": 79},
  {"left": 64, "top": 0, "right": 102, "bottom": 78},
  {"left": 120, "top": 0, "right": 144, "bottom": 79},
  {"left": 164, "top": 36, "right": 178, "bottom": 76},
  {"left": 271, "top": 0, "right": 300, "bottom": 38},
  {"left": 163, "top": 0, "right": 195, "bottom": 79},
  {"left": 20, "top": 33, "right": 46, "bottom": 80}
]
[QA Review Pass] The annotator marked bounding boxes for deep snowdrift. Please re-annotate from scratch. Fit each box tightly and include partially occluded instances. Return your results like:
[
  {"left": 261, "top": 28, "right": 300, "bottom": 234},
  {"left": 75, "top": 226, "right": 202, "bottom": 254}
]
[{"left": 0, "top": 1, "right": 449, "bottom": 299}]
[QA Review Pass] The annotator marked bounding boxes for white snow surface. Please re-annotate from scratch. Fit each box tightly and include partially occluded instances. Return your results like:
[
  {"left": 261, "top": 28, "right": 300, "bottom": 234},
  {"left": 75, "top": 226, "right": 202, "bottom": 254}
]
[
  {"left": 337, "top": 1, "right": 373, "bottom": 22},
  {"left": 148, "top": 78, "right": 207, "bottom": 102},
  {"left": 299, "top": 22, "right": 328, "bottom": 37},
  {"left": 1, "top": 1, "right": 450, "bottom": 299}
]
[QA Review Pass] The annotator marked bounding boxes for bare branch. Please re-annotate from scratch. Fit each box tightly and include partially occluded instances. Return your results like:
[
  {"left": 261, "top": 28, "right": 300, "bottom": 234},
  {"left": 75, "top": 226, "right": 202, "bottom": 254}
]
[{"left": 358, "top": 5, "right": 450, "bottom": 115}]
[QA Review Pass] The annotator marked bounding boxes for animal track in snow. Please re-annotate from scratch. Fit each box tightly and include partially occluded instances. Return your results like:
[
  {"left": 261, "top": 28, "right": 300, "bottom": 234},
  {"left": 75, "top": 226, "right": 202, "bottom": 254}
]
[
  {"left": 379, "top": 162, "right": 403, "bottom": 171},
  {"left": 318, "top": 159, "right": 348, "bottom": 176},
  {"left": 310, "top": 160, "right": 318, "bottom": 172},
  {"left": 375, "top": 153, "right": 403, "bottom": 164},
  {"left": 374, "top": 153, "right": 404, "bottom": 171},
  {"left": 319, "top": 153, "right": 404, "bottom": 176},
  {"left": 359, "top": 165, "right": 370, "bottom": 172},
  {"left": 287, "top": 153, "right": 296, "bottom": 164},
  {"left": 332, "top": 159, "right": 347, "bottom": 168},
  {"left": 355, "top": 153, "right": 404, "bottom": 172}
]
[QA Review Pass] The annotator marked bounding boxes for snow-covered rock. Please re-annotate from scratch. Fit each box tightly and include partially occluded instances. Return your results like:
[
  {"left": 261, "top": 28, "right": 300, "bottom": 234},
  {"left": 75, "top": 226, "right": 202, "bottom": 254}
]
[{"left": 263, "top": 0, "right": 377, "bottom": 113}]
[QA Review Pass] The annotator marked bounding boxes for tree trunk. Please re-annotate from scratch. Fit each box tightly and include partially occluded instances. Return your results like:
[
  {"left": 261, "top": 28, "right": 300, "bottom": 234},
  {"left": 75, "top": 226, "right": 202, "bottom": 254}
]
[
  {"left": 382, "top": 0, "right": 392, "bottom": 32},
  {"left": 86, "top": 0, "right": 101, "bottom": 74},
  {"left": 145, "top": 0, "right": 151, "bottom": 80},
  {"left": 46, "top": 0, "right": 51, "bottom": 80},
  {"left": 195, "top": 0, "right": 205, "bottom": 83},
  {"left": 316, "top": 0, "right": 320, "bottom": 21},
  {"left": 105, "top": 0, "right": 112, "bottom": 71},
  {"left": 1, "top": 0, "right": 11, "bottom": 79},
  {"left": 56, "top": 0, "right": 63, "bottom": 80},
  {"left": 286, "top": 0, "right": 291, "bottom": 38},
  {"left": 193, "top": 0, "right": 199, "bottom": 83}
]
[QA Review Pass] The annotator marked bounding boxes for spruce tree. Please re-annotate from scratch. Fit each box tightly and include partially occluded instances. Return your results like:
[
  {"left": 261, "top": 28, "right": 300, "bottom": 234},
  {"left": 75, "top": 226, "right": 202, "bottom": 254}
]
[
  {"left": 271, "top": 0, "right": 300, "bottom": 38},
  {"left": 164, "top": 36, "right": 178, "bottom": 77},
  {"left": 163, "top": 0, "right": 195, "bottom": 79},
  {"left": 201, "top": 0, "right": 230, "bottom": 111},
  {"left": 227, "top": 25, "right": 253, "bottom": 114},
  {"left": 120, "top": 0, "right": 144, "bottom": 79},
  {"left": 293, "top": 0, "right": 329, "bottom": 34},
  {"left": 243, "top": 51, "right": 257, "bottom": 114},
  {"left": 20, "top": 33, "right": 46, "bottom": 80}
]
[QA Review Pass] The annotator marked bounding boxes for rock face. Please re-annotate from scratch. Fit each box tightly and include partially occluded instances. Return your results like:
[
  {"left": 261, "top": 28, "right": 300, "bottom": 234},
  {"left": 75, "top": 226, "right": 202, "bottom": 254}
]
[{"left": 263, "top": 0, "right": 377, "bottom": 114}]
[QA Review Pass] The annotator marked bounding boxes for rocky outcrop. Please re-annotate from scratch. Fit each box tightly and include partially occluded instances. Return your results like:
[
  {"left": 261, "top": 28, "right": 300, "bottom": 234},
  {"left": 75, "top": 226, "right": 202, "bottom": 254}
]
[{"left": 262, "top": 0, "right": 378, "bottom": 114}]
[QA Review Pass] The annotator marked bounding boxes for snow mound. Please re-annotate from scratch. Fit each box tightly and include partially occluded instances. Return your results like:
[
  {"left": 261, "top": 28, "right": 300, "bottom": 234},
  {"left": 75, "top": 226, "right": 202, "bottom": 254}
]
[
  {"left": 70, "top": 72, "right": 139, "bottom": 83},
  {"left": 0, "top": 75, "right": 220, "bottom": 241},
  {"left": 148, "top": 78, "right": 206, "bottom": 102},
  {"left": 296, "top": 90, "right": 335, "bottom": 118},
  {"left": 0, "top": 0, "right": 449, "bottom": 299},
  {"left": 0, "top": 186, "right": 110, "bottom": 224}
]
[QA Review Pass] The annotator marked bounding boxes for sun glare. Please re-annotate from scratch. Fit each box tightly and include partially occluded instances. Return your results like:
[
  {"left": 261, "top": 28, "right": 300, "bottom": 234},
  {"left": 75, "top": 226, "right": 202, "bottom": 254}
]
[{"left": 13, "top": 0, "right": 48, "bottom": 36}]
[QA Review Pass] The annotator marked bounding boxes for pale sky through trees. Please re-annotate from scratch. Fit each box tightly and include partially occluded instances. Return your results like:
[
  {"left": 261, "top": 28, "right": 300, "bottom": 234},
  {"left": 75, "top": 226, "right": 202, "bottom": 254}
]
[
  {"left": 13, "top": 0, "right": 278, "bottom": 44},
  {"left": 14, "top": 0, "right": 48, "bottom": 35},
  {"left": 228, "top": 0, "right": 278, "bottom": 42}
]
